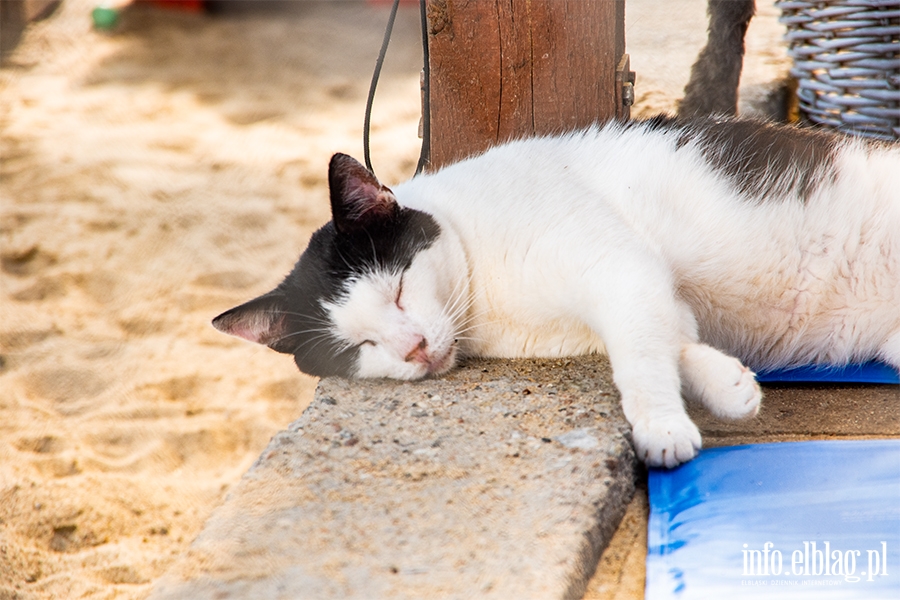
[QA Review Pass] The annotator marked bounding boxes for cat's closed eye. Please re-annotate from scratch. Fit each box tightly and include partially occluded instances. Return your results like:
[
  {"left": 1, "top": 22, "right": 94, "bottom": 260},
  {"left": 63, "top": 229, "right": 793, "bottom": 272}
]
[
  {"left": 360, "top": 339, "right": 377, "bottom": 347},
  {"left": 394, "top": 274, "right": 405, "bottom": 310}
]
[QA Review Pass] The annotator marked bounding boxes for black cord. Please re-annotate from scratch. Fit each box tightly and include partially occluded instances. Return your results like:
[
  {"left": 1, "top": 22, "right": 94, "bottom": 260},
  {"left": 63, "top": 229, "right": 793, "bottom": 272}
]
[
  {"left": 415, "top": 0, "right": 430, "bottom": 174},
  {"left": 363, "top": 0, "right": 401, "bottom": 175},
  {"left": 363, "top": 0, "right": 431, "bottom": 178}
]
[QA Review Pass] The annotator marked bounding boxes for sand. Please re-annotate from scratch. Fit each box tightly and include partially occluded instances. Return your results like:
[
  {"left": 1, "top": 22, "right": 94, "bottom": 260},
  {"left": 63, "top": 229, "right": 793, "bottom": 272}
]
[{"left": 0, "top": 1, "right": 789, "bottom": 598}]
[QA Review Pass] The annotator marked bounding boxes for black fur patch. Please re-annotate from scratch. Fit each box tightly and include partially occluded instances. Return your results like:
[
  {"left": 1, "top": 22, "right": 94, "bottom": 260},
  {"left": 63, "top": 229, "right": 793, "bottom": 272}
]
[
  {"left": 257, "top": 207, "right": 441, "bottom": 378},
  {"left": 635, "top": 116, "right": 839, "bottom": 200},
  {"left": 685, "top": 119, "right": 839, "bottom": 200}
]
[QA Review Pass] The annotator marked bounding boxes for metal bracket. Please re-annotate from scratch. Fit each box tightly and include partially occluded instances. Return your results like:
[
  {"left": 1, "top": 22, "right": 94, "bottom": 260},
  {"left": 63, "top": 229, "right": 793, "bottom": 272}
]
[{"left": 615, "top": 54, "right": 637, "bottom": 120}]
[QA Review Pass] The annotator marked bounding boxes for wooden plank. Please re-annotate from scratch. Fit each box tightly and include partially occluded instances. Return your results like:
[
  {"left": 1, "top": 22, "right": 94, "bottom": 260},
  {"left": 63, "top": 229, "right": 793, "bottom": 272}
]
[
  {"left": 425, "top": 0, "right": 626, "bottom": 169},
  {"left": 496, "top": 0, "right": 534, "bottom": 142}
]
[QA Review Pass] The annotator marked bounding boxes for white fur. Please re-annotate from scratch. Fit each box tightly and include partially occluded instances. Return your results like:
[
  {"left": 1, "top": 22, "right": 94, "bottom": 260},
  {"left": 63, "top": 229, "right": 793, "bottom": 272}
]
[
  {"left": 328, "top": 122, "right": 900, "bottom": 467},
  {"left": 327, "top": 242, "right": 464, "bottom": 380}
]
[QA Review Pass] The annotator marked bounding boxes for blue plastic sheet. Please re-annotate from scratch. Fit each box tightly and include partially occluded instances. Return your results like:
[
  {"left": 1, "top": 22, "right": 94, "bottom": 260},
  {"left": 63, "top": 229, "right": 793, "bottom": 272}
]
[
  {"left": 647, "top": 441, "right": 900, "bottom": 599},
  {"left": 756, "top": 361, "right": 900, "bottom": 384}
]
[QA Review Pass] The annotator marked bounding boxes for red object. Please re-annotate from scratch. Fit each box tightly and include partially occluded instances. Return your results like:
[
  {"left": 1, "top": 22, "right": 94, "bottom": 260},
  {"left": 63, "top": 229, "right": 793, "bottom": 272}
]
[{"left": 145, "top": 0, "right": 205, "bottom": 12}]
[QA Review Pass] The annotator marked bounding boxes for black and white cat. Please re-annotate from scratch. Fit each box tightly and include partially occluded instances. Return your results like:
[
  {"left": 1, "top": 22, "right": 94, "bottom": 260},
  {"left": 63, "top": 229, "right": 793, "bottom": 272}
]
[{"left": 213, "top": 116, "right": 900, "bottom": 467}]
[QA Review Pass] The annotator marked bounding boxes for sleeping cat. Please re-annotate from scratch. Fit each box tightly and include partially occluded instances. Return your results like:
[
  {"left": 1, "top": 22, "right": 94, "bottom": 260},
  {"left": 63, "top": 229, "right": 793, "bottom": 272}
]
[{"left": 213, "top": 116, "right": 900, "bottom": 467}]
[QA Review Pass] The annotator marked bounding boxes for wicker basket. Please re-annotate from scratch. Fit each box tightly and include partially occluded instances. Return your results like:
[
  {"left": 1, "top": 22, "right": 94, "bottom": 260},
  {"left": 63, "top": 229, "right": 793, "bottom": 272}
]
[{"left": 776, "top": 0, "right": 900, "bottom": 140}]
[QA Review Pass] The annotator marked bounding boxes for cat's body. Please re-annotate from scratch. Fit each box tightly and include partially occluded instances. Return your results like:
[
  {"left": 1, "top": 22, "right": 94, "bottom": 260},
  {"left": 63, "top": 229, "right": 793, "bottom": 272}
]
[{"left": 214, "top": 116, "right": 900, "bottom": 467}]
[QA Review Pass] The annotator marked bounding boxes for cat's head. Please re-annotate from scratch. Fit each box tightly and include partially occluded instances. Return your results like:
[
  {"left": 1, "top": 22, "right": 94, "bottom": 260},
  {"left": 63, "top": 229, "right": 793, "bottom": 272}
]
[{"left": 212, "top": 154, "right": 465, "bottom": 380}]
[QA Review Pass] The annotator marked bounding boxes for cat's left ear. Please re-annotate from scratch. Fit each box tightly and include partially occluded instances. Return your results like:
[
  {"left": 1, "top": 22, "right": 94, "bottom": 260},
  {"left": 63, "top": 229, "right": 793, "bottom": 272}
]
[
  {"left": 328, "top": 153, "right": 399, "bottom": 235},
  {"left": 212, "top": 292, "right": 288, "bottom": 349}
]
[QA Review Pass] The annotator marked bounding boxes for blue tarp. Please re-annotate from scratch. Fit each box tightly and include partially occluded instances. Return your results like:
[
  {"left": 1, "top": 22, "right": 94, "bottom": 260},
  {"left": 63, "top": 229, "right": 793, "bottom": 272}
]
[
  {"left": 756, "top": 361, "right": 899, "bottom": 384},
  {"left": 647, "top": 441, "right": 900, "bottom": 599}
]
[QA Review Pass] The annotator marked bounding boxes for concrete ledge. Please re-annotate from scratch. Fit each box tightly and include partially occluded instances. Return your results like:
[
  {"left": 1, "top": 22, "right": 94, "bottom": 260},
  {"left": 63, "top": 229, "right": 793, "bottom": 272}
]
[
  {"left": 150, "top": 356, "right": 637, "bottom": 600},
  {"left": 691, "top": 382, "right": 900, "bottom": 445}
]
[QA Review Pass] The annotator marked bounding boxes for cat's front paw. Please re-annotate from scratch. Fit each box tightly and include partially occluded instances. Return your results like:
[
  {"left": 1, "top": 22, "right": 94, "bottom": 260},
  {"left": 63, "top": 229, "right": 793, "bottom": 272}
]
[
  {"left": 714, "top": 361, "right": 762, "bottom": 419},
  {"left": 631, "top": 413, "right": 702, "bottom": 468},
  {"left": 680, "top": 344, "right": 762, "bottom": 419}
]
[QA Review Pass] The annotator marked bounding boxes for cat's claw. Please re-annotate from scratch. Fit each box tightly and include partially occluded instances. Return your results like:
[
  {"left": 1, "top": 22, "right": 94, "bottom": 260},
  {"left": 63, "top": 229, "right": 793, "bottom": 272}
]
[{"left": 631, "top": 414, "right": 702, "bottom": 468}]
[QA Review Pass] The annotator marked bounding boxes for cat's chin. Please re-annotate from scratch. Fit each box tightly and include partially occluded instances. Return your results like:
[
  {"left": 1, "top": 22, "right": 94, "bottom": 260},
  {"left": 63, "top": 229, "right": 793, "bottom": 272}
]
[{"left": 425, "top": 345, "right": 457, "bottom": 377}]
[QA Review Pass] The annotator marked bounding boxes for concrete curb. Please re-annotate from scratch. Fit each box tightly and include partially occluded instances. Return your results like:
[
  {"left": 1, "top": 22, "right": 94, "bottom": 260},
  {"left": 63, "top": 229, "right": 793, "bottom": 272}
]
[{"left": 150, "top": 356, "right": 638, "bottom": 600}]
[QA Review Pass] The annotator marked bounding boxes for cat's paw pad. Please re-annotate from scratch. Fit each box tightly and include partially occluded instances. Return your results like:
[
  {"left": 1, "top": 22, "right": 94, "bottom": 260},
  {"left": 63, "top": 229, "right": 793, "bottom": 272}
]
[{"left": 631, "top": 414, "right": 701, "bottom": 468}]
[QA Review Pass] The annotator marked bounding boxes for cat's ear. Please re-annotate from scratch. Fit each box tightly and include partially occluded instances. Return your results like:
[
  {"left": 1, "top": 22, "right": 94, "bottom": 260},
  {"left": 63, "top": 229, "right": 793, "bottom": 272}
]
[
  {"left": 212, "top": 293, "right": 287, "bottom": 348},
  {"left": 328, "top": 153, "right": 399, "bottom": 234}
]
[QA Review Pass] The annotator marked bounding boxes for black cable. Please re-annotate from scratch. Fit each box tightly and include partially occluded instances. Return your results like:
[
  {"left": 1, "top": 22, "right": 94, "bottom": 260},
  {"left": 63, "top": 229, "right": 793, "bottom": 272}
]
[
  {"left": 415, "top": 0, "right": 430, "bottom": 175},
  {"left": 363, "top": 0, "right": 431, "bottom": 178},
  {"left": 363, "top": 0, "right": 401, "bottom": 175}
]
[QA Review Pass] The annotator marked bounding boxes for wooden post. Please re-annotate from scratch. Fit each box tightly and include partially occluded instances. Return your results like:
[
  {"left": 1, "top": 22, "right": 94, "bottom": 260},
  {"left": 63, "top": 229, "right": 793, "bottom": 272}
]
[{"left": 424, "top": 0, "right": 628, "bottom": 170}]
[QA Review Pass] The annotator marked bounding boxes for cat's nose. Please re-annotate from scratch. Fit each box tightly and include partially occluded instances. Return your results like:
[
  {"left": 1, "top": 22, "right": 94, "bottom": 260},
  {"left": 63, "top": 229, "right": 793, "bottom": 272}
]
[{"left": 404, "top": 337, "right": 429, "bottom": 363}]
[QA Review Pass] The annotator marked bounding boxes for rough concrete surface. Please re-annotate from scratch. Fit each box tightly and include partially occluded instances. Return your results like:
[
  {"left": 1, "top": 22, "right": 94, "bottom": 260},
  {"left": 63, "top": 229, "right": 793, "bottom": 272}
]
[{"left": 150, "top": 356, "right": 638, "bottom": 600}]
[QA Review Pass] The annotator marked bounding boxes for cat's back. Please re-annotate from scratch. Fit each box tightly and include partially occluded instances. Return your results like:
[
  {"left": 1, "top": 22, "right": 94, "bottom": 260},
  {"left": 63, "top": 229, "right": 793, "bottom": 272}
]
[
  {"left": 398, "top": 118, "right": 899, "bottom": 301},
  {"left": 397, "top": 118, "right": 899, "bottom": 367},
  {"left": 399, "top": 116, "right": 899, "bottom": 254},
  {"left": 404, "top": 116, "right": 895, "bottom": 212}
]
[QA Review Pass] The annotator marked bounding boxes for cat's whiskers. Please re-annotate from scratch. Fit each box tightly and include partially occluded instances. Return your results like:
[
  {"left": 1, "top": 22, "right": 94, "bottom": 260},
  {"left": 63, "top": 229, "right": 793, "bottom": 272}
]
[
  {"left": 450, "top": 310, "right": 503, "bottom": 348},
  {"left": 268, "top": 313, "right": 331, "bottom": 331},
  {"left": 259, "top": 307, "right": 334, "bottom": 328},
  {"left": 291, "top": 333, "right": 346, "bottom": 363},
  {"left": 443, "top": 288, "right": 472, "bottom": 328},
  {"left": 441, "top": 271, "right": 477, "bottom": 324},
  {"left": 454, "top": 314, "right": 490, "bottom": 331},
  {"left": 453, "top": 305, "right": 493, "bottom": 327},
  {"left": 451, "top": 334, "right": 483, "bottom": 342},
  {"left": 334, "top": 245, "right": 367, "bottom": 279},
  {"left": 453, "top": 317, "right": 503, "bottom": 338},
  {"left": 270, "top": 329, "right": 329, "bottom": 349}
]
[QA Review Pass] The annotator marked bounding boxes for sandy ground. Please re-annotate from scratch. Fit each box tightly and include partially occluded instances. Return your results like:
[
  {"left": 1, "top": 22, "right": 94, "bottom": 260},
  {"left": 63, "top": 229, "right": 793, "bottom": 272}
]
[{"left": 0, "top": 1, "right": 789, "bottom": 598}]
